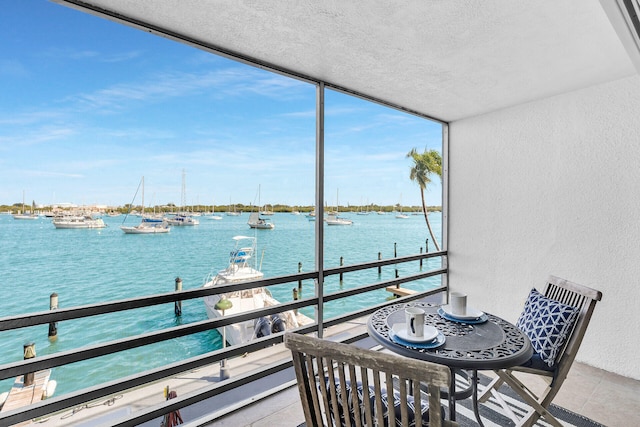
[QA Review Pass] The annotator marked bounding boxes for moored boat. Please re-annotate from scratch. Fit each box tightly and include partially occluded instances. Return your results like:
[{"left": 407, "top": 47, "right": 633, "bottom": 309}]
[
  {"left": 53, "top": 214, "right": 106, "bottom": 229},
  {"left": 121, "top": 221, "right": 170, "bottom": 234},
  {"left": 120, "top": 177, "right": 171, "bottom": 234},
  {"left": 247, "top": 212, "right": 275, "bottom": 229},
  {"left": 396, "top": 193, "right": 409, "bottom": 218},
  {"left": 165, "top": 213, "right": 199, "bottom": 226},
  {"left": 325, "top": 189, "right": 352, "bottom": 225},
  {"left": 202, "top": 236, "right": 306, "bottom": 346},
  {"left": 13, "top": 191, "right": 39, "bottom": 220},
  {"left": 165, "top": 170, "right": 199, "bottom": 226},
  {"left": 325, "top": 214, "right": 353, "bottom": 225},
  {"left": 12, "top": 213, "right": 39, "bottom": 220}
]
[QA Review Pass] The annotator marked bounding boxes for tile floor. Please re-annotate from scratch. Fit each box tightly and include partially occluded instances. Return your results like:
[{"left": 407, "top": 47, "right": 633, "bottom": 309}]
[
  {"left": 215, "top": 359, "right": 639, "bottom": 427},
  {"left": 211, "top": 331, "right": 640, "bottom": 427}
]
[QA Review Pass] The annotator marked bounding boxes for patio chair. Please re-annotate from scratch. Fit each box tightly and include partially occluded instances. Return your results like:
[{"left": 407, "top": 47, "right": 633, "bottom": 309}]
[
  {"left": 284, "top": 332, "right": 458, "bottom": 427},
  {"left": 478, "top": 275, "right": 602, "bottom": 427}
]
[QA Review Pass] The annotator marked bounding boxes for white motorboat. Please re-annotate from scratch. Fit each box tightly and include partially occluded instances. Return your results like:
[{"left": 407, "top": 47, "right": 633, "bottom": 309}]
[
  {"left": 202, "top": 236, "right": 304, "bottom": 346},
  {"left": 121, "top": 220, "right": 170, "bottom": 234},
  {"left": 165, "top": 213, "right": 199, "bottom": 226},
  {"left": 53, "top": 214, "right": 106, "bottom": 229},
  {"left": 325, "top": 214, "right": 353, "bottom": 225},
  {"left": 247, "top": 212, "right": 275, "bottom": 229}
]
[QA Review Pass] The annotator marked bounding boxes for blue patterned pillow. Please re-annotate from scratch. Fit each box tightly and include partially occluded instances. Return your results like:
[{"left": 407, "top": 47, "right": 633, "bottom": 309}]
[{"left": 516, "top": 288, "right": 579, "bottom": 367}]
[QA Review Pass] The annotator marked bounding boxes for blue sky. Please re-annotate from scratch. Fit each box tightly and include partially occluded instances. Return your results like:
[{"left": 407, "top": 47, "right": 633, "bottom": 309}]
[{"left": 1, "top": 0, "right": 443, "bottom": 209}]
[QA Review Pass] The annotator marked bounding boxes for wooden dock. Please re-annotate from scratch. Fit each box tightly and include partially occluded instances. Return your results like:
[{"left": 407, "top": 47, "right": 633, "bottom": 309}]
[
  {"left": 385, "top": 285, "right": 417, "bottom": 297},
  {"left": 0, "top": 369, "right": 52, "bottom": 423}
]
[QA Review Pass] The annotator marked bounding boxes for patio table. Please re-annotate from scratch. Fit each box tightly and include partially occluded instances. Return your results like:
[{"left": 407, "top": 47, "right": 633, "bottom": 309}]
[{"left": 367, "top": 301, "right": 532, "bottom": 425}]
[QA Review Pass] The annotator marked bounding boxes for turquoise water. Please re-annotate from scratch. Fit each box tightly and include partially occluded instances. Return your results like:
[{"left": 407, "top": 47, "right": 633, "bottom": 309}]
[{"left": 0, "top": 211, "right": 441, "bottom": 396}]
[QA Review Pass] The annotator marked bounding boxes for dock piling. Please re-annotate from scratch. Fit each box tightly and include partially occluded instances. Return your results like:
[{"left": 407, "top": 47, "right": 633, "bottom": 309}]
[
  {"left": 23, "top": 343, "right": 35, "bottom": 386},
  {"left": 394, "top": 243, "right": 399, "bottom": 281},
  {"left": 297, "top": 262, "right": 302, "bottom": 292},
  {"left": 292, "top": 288, "right": 299, "bottom": 314},
  {"left": 174, "top": 277, "right": 182, "bottom": 317},
  {"left": 48, "top": 293, "right": 58, "bottom": 341}
]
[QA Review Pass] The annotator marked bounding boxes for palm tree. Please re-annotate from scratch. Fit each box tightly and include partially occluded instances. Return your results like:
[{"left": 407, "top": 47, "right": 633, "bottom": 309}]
[{"left": 406, "top": 148, "right": 442, "bottom": 251}]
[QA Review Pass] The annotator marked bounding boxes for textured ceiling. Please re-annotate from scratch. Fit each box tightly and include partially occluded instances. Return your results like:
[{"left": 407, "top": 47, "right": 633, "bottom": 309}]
[{"left": 58, "top": 0, "right": 638, "bottom": 122}]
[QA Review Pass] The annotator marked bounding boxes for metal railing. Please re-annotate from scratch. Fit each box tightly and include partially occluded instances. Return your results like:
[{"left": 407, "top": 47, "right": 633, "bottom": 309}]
[{"left": 0, "top": 250, "right": 447, "bottom": 426}]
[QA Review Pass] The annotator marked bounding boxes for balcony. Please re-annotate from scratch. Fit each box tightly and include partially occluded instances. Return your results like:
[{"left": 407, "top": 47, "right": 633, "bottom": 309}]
[
  {"left": 2, "top": 249, "right": 638, "bottom": 426},
  {"left": 3, "top": 297, "right": 638, "bottom": 426}
]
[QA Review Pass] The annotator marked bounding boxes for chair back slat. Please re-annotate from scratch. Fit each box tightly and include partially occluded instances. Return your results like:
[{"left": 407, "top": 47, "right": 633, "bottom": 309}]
[
  {"left": 543, "top": 275, "right": 603, "bottom": 383},
  {"left": 360, "top": 366, "right": 374, "bottom": 426},
  {"left": 285, "top": 332, "right": 457, "bottom": 427}
]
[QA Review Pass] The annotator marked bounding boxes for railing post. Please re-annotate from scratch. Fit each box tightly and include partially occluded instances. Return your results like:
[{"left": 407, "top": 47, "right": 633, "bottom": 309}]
[
  {"left": 298, "top": 262, "right": 302, "bottom": 293},
  {"left": 378, "top": 252, "right": 382, "bottom": 275},
  {"left": 419, "top": 247, "right": 423, "bottom": 270},
  {"left": 339, "top": 256, "right": 344, "bottom": 286},
  {"left": 215, "top": 299, "right": 233, "bottom": 380}
]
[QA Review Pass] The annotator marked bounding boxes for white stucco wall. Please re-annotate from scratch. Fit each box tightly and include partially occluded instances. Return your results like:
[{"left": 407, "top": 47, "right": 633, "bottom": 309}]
[{"left": 448, "top": 75, "right": 640, "bottom": 379}]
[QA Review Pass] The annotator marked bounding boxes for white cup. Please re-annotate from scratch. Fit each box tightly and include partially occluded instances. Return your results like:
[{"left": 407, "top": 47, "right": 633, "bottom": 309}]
[
  {"left": 450, "top": 291, "right": 467, "bottom": 316},
  {"left": 405, "top": 307, "right": 425, "bottom": 337}
]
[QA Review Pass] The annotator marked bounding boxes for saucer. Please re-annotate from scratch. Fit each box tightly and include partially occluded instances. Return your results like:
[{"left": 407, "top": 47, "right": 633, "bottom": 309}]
[
  {"left": 440, "top": 304, "right": 484, "bottom": 320},
  {"left": 391, "top": 323, "right": 439, "bottom": 343},
  {"left": 438, "top": 307, "right": 488, "bottom": 324},
  {"left": 390, "top": 329, "right": 446, "bottom": 349}
]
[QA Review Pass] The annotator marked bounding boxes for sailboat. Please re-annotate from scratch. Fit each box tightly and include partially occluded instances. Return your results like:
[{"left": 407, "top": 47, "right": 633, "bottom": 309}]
[
  {"left": 248, "top": 212, "right": 275, "bottom": 229},
  {"left": 396, "top": 193, "right": 409, "bottom": 219},
  {"left": 248, "top": 185, "right": 275, "bottom": 229},
  {"left": 121, "top": 177, "right": 171, "bottom": 234},
  {"left": 227, "top": 197, "right": 241, "bottom": 216},
  {"left": 325, "top": 189, "right": 352, "bottom": 225},
  {"left": 165, "top": 170, "right": 199, "bottom": 226},
  {"left": 12, "top": 191, "right": 39, "bottom": 220},
  {"left": 356, "top": 198, "right": 370, "bottom": 215},
  {"left": 208, "top": 200, "right": 223, "bottom": 220}
]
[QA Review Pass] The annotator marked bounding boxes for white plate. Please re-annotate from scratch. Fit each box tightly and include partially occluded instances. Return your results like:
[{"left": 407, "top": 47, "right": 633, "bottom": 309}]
[
  {"left": 391, "top": 324, "right": 439, "bottom": 343},
  {"left": 440, "top": 304, "right": 484, "bottom": 320}
]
